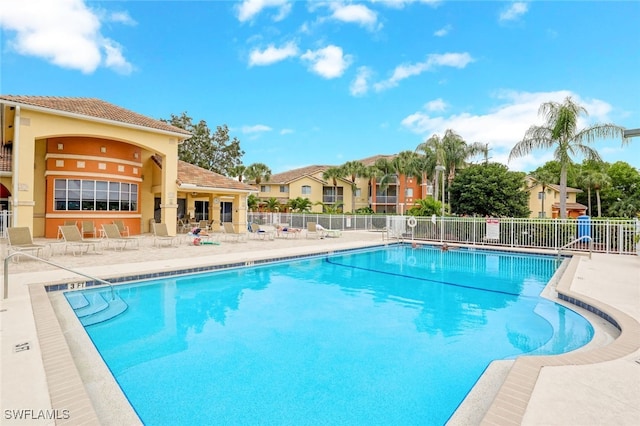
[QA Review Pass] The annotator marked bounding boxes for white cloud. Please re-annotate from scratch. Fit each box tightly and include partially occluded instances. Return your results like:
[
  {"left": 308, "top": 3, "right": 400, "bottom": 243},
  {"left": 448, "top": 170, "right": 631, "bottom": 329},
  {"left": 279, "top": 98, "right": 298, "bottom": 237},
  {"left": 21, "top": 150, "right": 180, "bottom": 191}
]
[
  {"left": 350, "top": 66, "right": 372, "bottom": 96},
  {"left": 329, "top": 3, "right": 380, "bottom": 31},
  {"left": 425, "top": 98, "right": 447, "bottom": 112},
  {"left": 434, "top": 24, "right": 451, "bottom": 37},
  {"left": 301, "top": 45, "right": 352, "bottom": 79},
  {"left": 0, "top": 0, "right": 133, "bottom": 74},
  {"left": 242, "top": 124, "right": 273, "bottom": 134},
  {"left": 371, "top": 0, "right": 441, "bottom": 9},
  {"left": 108, "top": 11, "right": 136, "bottom": 26},
  {"left": 499, "top": 2, "right": 529, "bottom": 22},
  {"left": 236, "top": 0, "right": 292, "bottom": 23},
  {"left": 249, "top": 41, "right": 299, "bottom": 66},
  {"left": 401, "top": 90, "right": 614, "bottom": 172},
  {"left": 280, "top": 128, "right": 294, "bottom": 135},
  {"left": 374, "top": 52, "right": 473, "bottom": 91}
]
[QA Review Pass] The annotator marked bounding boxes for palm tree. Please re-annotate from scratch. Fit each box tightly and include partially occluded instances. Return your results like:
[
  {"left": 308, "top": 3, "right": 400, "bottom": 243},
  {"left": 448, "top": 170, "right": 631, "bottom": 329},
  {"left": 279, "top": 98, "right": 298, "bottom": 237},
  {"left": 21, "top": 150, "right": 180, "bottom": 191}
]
[
  {"left": 265, "top": 197, "right": 280, "bottom": 212},
  {"left": 340, "top": 160, "right": 367, "bottom": 213},
  {"left": 322, "top": 166, "right": 344, "bottom": 206},
  {"left": 247, "top": 194, "right": 259, "bottom": 211},
  {"left": 509, "top": 96, "right": 625, "bottom": 218},
  {"left": 591, "top": 171, "right": 611, "bottom": 217},
  {"left": 416, "top": 133, "right": 444, "bottom": 201},
  {"left": 391, "top": 151, "right": 421, "bottom": 215},
  {"left": 245, "top": 162, "right": 272, "bottom": 186},
  {"left": 373, "top": 157, "right": 398, "bottom": 213},
  {"left": 530, "top": 169, "right": 557, "bottom": 217},
  {"left": 288, "top": 197, "right": 312, "bottom": 212},
  {"left": 229, "top": 164, "right": 247, "bottom": 182}
]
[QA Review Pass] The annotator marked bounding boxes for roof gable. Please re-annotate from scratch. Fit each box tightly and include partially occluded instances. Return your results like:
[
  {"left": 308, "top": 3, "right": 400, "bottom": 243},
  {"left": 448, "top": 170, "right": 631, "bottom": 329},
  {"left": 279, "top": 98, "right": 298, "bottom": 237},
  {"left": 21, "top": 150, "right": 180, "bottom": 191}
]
[
  {"left": 0, "top": 95, "right": 191, "bottom": 136},
  {"left": 152, "top": 155, "right": 256, "bottom": 192}
]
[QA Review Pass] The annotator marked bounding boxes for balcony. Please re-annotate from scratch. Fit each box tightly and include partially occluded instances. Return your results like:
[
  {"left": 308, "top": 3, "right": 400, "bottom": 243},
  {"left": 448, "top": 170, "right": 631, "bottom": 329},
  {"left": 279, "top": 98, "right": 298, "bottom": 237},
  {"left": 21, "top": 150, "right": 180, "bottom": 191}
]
[
  {"left": 323, "top": 196, "right": 344, "bottom": 204},
  {"left": 375, "top": 196, "right": 397, "bottom": 204}
]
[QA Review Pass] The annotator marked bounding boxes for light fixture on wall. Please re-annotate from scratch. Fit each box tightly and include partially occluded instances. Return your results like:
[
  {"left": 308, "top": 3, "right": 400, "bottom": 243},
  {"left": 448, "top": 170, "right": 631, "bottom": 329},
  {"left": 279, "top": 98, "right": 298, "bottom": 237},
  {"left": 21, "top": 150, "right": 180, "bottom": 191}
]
[
  {"left": 133, "top": 152, "right": 139, "bottom": 159},
  {"left": 100, "top": 146, "right": 107, "bottom": 153},
  {"left": 191, "top": 192, "right": 198, "bottom": 197},
  {"left": 57, "top": 143, "right": 64, "bottom": 150}
]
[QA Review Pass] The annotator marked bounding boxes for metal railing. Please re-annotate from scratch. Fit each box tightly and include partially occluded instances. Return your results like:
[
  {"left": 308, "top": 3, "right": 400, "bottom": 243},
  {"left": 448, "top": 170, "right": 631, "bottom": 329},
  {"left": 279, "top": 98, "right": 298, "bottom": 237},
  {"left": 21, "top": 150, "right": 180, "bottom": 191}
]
[
  {"left": 3, "top": 251, "right": 114, "bottom": 300},
  {"left": 0, "top": 210, "right": 12, "bottom": 238},
  {"left": 558, "top": 236, "right": 594, "bottom": 259},
  {"left": 248, "top": 213, "right": 639, "bottom": 255}
]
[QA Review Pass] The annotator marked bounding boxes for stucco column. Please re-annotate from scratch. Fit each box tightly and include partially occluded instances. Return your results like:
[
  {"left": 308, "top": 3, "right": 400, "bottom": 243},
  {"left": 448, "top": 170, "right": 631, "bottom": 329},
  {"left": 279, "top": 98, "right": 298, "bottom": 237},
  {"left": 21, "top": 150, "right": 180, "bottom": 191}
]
[
  {"left": 12, "top": 108, "right": 36, "bottom": 229},
  {"left": 231, "top": 194, "right": 247, "bottom": 233},
  {"left": 160, "top": 152, "right": 178, "bottom": 234}
]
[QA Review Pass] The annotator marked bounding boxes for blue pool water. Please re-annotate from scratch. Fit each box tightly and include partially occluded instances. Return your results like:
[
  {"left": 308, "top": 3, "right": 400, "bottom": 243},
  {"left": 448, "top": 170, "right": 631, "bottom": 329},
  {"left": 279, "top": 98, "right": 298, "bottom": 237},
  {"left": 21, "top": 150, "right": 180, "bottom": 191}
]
[{"left": 66, "top": 246, "right": 593, "bottom": 425}]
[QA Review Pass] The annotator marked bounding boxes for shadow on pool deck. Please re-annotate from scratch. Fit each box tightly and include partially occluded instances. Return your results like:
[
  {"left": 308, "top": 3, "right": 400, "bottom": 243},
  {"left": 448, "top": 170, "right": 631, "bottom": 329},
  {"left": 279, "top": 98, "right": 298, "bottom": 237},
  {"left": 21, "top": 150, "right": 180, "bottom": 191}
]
[{"left": 1, "top": 233, "right": 638, "bottom": 425}]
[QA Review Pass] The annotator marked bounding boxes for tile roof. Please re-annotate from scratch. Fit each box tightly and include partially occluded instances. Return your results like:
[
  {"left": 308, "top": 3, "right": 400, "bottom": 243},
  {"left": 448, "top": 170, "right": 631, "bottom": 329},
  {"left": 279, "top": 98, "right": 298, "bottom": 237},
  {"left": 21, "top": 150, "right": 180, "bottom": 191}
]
[
  {"left": 152, "top": 155, "right": 256, "bottom": 192},
  {"left": 265, "top": 155, "right": 396, "bottom": 185},
  {"left": 526, "top": 176, "right": 583, "bottom": 193},
  {"left": 267, "top": 165, "right": 332, "bottom": 184},
  {"left": 356, "top": 154, "right": 395, "bottom": 166},
  {"left": 0, "top": 95, "right": 191, "bottom": 136},
  {"left": 551, "top": 202, "right": 588, "bottom": 210}
]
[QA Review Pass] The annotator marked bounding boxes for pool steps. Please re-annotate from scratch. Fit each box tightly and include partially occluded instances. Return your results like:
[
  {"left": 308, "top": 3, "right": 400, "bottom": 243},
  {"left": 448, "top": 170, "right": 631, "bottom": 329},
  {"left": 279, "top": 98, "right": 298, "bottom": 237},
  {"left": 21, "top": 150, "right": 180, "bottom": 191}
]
[{"left": 68, "top": 292, "right": 128, "bottom": 326}]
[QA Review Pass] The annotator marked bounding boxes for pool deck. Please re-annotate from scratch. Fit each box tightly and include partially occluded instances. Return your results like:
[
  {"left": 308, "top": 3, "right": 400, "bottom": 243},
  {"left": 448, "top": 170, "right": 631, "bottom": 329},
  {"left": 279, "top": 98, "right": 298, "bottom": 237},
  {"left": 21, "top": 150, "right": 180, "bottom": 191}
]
[{"left": 1, "top": 231, "right": 638, "bottom": 425}]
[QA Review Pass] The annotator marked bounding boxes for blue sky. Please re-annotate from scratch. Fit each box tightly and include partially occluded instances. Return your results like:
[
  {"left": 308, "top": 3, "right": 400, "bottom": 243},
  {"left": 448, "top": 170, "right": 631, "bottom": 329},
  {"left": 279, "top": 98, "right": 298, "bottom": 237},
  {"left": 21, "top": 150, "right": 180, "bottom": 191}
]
[{"left": 1, "top": 0, "right": 639, "bottom": 174}]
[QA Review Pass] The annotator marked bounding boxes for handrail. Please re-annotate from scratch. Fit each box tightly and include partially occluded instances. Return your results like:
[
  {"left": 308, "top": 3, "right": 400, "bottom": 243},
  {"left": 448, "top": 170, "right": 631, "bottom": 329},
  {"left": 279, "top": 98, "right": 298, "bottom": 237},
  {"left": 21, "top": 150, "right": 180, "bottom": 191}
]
[
  {"left": 557, "top": 235, "right": 593, "bottom": 260},
  {"left": 3, "top": 251, "right": 115, "bottom": 300}
]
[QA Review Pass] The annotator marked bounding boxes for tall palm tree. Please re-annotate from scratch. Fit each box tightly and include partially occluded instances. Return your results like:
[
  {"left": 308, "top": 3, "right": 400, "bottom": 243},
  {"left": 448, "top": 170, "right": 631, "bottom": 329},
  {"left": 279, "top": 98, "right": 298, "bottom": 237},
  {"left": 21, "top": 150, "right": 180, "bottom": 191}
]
[
  {"left": 245, "top": 162, "right": 272, "bottom": 186},
  {"left": 530, "top": 169, "right": 557, "bottom": 217},
  {"left": 416, "top": 133, "right": 444, "bottom": 202},
  {"left": 509, "top": 96, "right": 625, "bottom": 218},
  {"left": 373, "top": 157, "right": 398, "bottom": 213},
  {"left": 229, "top": 164, "right": 247, "bottom": 182},
  {"left": 322, "top": 166, "right": 344, "bottom": 205},
  {"left": 391, "top": 151, "right": 421, "bottom": 215},
  {"left": 591, "top": 171, "right": 611, "bottom": 217},
  {"left": 340, "top": 160, "right": 367, "bottom": 213}
]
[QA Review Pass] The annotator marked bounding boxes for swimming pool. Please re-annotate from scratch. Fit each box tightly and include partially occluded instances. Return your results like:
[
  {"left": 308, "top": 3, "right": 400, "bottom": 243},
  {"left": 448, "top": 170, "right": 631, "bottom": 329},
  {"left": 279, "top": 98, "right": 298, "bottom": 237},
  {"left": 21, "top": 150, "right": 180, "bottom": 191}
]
[{"left": 65, "top": 245, "right": 593, "bottom": 425}]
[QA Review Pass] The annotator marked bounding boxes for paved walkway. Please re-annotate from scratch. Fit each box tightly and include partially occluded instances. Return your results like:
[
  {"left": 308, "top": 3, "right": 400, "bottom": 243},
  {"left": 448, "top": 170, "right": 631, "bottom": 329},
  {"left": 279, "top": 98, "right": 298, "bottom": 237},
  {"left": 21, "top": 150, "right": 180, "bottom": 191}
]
[{"left": 1, "top": 232, "right": 638, "bottom": 425}]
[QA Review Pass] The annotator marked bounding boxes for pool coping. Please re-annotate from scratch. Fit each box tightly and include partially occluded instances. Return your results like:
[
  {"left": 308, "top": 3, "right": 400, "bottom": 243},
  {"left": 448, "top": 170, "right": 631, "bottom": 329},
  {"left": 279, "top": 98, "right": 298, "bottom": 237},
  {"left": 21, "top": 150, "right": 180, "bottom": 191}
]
[
  {"left": 480, "top": 255, "right": 640, "bottom": 425},
  {"left": 27, "top": 243, "right": 640, "bottom": 425}
]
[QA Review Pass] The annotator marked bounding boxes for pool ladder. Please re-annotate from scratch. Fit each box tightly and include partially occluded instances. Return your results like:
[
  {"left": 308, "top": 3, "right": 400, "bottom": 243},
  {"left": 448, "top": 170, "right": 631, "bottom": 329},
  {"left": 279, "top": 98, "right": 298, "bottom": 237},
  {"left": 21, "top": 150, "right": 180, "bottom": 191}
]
[
  {"left": 3, "top": 251, "right": 114, "bottom": 300},
  {"left": 557, "top": 236, "right": 593, "bottom": 260}
]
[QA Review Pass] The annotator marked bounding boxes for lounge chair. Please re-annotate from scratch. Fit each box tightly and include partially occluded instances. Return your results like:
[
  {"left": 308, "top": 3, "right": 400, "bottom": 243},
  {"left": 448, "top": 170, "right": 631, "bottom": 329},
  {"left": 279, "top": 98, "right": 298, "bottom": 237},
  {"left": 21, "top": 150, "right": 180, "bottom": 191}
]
[
  {"left": 7, "top": 227, "right": 49, "bottom": 260},
  {"left": 249, "top": 223, "right": 275, "bottom": 240},
  {"left": 59, "top": 225, "right": 103, "bottom": 256},
  {"left": 222, "top": 222, "right": 247, "bottom": 242},
  {"left": 57, "top": 220, "right": 77, "bottom": 239},
  {"left": 152, "top": 222, "right": 180, "bottom": 247},
  {"left": 101, "top": 223, "right": 140, "bottom": 251},
  {"left": 113, "top": 219, "right": 130, "bottom": 237},
  {"left": 198, "top": 219, "right": 211, "bottom": 232},
  {"left": 81, "top": 220, "right": 97, "bottom": 238},
  {"left": 276, "top": 224, "right": 302, "bottom": 239},
  {"left": 306, "top": 222, "right": 328, "bottom": 239}
]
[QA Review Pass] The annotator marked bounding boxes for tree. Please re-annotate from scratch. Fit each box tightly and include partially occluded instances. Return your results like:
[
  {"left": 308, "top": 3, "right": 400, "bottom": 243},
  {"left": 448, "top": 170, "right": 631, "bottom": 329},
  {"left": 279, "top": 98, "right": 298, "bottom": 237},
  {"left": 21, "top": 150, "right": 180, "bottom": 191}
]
[
  {"left": 391, "top": 151, "right": 421, "bottom": 214},
  {"left": 247, "top": 194, "right": 259, "bottom": 211},
  {"left": 601, "top": 161, "right": 640, "bottom": 216},
  {"left": 166, "top": 113, "right": 244, "bottom": 175},
  {"left": 287, "top": 197, "right": 312, "bottom": 212},
  {"left": 450, "top": 163, "right": 530, "bottom": 217},
  {"left": 340, "top": 160, "right": 367, "bottom": 213},
  {"left": 585, "top": 170, "right": 610, "bottom": 217},
  {"left": 372, "top": 157, "right": 399, "bottom": 213},
  {"left": 246, "top": 163, "right": 272, "bottom": 186},
  {"left": 229, "top": 164, "right": 247, "bottom": 182},
  {"left": 529, "top": 169, "right": 557, "bottom": 217},
  {"left": 322, "top": 166, "right": 344, "bottom": 208},
  {"left": 407, "top": 197, "right": 442, "bottom": 217},
  {"left": 264, "top": 197, "right": 280, "bottom": 212},
  {"left": 509, "top": 96, "right": 625, "bottom": 218}
]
